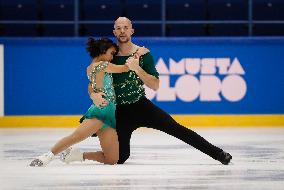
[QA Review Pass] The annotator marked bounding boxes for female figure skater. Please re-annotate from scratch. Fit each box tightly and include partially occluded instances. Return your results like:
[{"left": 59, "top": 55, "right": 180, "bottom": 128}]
[{"left": 30, "top": 37, "right": 139, "bottom": 166}]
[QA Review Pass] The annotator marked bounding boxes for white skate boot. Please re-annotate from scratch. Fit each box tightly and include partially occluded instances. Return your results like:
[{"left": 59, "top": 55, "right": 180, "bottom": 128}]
[
  {"left": 29, "top": 151, "right": 54, "bottom": 167},
  {"left": 60, "top": 147, "right": 84, "bottom": 164}
]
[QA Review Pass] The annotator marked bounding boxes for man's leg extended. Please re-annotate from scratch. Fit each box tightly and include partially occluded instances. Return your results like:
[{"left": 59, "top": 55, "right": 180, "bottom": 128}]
[{"left": 136, "top": 98, "right": 227, "bottom": 161}]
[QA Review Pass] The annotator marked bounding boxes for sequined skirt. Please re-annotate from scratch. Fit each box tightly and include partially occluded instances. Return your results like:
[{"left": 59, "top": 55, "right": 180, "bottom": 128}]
[{"left": 79, "top": 102, "right": 116, "bottom": 129}]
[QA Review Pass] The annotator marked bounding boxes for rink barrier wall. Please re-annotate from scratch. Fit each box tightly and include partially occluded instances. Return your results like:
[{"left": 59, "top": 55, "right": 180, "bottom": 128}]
[
  {"left": 0, "top": 37, "right": 284, "bottom": 116},
  {"left": 0, "top": 45, "right": 3, "bottom": 116},
  {"left": 0, "top": 115, "right": 283, "bottom": 128}
]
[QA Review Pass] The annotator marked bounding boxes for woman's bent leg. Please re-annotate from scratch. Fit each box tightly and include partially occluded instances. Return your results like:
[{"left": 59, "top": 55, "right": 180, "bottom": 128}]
[{"left": 84, "top": 127, "right": 119, "bottom": 165}]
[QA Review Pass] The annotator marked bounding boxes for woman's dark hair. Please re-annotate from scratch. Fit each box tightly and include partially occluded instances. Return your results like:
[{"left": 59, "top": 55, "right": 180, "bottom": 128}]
[{"left": 86, "top": 37, "right": 118, "bottom": 58}]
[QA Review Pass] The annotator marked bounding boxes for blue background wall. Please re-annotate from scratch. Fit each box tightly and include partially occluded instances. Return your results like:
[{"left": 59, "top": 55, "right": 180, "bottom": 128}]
[{"left": 1, "top": 37, "right": 284, "bottom": 115}]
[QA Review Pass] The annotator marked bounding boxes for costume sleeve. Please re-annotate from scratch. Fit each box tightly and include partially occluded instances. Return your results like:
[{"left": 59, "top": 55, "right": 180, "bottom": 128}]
[
  {"left": 140, "top": 52, "right": 159, "bottom": 79},
  {"left": 93, "top": 61, "right": 109, "bottom": 73}
]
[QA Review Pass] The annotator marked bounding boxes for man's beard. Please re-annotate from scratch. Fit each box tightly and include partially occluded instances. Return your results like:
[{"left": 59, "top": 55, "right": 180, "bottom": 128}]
[{"left": 117, "top": 36, "right": 130, "bottom": 43}]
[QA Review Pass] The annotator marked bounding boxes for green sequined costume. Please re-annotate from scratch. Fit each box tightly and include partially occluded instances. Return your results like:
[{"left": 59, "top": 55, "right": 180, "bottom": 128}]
[
  {"left": 112, "top": 52, "right": 159, "bottom": 105},
  {"left": 80, "top": 61, "right": 116, "bottom": 129}
]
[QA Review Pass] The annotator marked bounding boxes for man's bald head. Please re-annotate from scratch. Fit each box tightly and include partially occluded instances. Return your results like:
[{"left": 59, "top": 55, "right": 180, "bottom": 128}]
[
  {"left": 113, "top": 17, "right": 134, "bottom": 43},
  {"left": 114, "top": 17, "right": 132, "bottom": 29}
]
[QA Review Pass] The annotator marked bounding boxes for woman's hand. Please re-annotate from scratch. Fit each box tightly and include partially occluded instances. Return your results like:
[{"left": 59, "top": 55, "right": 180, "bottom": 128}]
[
  {"left": 125, "top": 57, "right": 140, "bottom": 72},
  {"left": 90, "top": 92, "right": 109, "bottom": 108},
  {"left": 134, "top": 46, "right": 149, "bottom": 59}
]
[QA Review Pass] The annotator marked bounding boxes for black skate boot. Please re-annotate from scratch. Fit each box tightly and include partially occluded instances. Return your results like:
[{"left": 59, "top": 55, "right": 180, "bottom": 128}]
[{"left": 217, "top": 151, "right": 232, "bottom": 165}]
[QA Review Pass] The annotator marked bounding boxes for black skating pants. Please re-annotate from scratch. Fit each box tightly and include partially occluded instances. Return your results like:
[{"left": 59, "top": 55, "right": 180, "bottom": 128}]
[{"left": 116, "top": 98, "right": 223, "bottom": 164}]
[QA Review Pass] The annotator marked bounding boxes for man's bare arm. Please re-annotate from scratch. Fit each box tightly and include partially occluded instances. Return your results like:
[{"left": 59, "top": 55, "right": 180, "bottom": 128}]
[{"left": 135, "top": 67, "right": 159, "bottom": 91}]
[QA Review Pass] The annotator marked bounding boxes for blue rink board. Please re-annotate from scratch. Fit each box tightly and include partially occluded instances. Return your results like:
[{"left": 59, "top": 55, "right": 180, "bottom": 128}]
[{"left": 0, "top": 37, "right": 283, "bottom": 115}]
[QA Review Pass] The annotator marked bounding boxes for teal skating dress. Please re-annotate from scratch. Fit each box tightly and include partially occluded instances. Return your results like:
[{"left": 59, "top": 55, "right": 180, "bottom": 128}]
[{"left": 80, "top": 61, "right": 116, "bottom": 129}]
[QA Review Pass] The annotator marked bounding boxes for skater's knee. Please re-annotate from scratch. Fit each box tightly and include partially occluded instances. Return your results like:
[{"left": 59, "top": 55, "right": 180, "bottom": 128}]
[
  {"left": 117, "top": 152, "right": 130, "bottom": 164},
  {"left": 105, "top": 158, "right": 118, "bottom": 165},
  {"left": 117, "top": 158, "right": 127, "bottom": 164},
  {"left": 104, "top": 153, "right": 119, "bottom": 165}
]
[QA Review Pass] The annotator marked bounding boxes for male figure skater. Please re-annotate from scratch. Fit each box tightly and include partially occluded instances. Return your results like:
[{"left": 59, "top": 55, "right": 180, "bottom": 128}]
[{"left": 64, "top": 17, "right": 232, "bottom": 165}]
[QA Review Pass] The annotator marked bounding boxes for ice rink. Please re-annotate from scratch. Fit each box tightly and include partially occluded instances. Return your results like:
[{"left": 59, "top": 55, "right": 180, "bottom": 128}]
[{"left": 0, "top": 127, "right": 284, "bottom": 190}]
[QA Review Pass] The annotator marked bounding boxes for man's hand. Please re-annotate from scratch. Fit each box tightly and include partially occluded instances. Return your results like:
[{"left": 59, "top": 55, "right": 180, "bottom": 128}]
[
  {"left": 90, "top": 92, "right": 109, "bottom": 108},
  {"left": 125, "top": 57, "right": 140, "bottom": 72}
]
